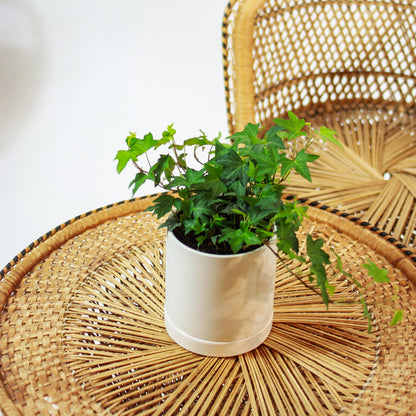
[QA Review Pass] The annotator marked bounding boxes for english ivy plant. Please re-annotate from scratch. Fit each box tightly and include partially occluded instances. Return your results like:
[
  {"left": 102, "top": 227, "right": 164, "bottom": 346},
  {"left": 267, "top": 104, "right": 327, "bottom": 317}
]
[{"left": 115, "top": 112, "right": 402, "bottom": 331}]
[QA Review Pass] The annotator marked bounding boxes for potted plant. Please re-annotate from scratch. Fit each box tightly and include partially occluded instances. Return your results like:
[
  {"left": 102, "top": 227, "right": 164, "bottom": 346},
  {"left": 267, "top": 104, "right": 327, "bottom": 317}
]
[{"left": 115, "top": 112, "right": 402, "bottom": 357}]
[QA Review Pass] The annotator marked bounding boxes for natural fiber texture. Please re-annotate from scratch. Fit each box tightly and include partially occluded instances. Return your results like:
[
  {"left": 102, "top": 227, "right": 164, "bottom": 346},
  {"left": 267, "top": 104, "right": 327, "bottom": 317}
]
[
  {"left": 1, "top": 195, "right": 416, "bottom": 415},
  {"left": 223, "top": 0, "right": 416, "bottom": 133},
  {"left": 284, "top": 104, "right": 416, "bottom": 252},
  {"left": 223, "top": 0, "right": 416, "bottom": 249}
]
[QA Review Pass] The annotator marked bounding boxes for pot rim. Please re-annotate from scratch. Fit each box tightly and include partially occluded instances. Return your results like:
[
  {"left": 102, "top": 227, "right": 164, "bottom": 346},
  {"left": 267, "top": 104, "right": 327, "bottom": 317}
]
[{"left": 167, "top": 229, "right": 270, "bottom": 259}]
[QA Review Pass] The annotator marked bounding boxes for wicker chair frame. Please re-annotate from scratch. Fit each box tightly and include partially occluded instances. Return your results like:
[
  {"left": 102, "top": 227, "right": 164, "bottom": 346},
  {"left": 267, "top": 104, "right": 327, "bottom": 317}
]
[{"left": 222, "top": 0, "right": 416, "bottom": 248}]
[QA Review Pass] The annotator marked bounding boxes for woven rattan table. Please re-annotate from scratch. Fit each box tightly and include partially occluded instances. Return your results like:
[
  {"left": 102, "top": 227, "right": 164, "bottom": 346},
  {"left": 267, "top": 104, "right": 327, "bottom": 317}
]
[{"left": 1, "top": 195, "right": 416, "bottom": 415}]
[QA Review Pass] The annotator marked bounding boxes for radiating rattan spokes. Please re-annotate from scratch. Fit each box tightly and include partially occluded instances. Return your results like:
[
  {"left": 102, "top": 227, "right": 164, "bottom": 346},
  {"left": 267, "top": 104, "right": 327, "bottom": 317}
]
[
  {"left": 222, "top": 0, "right": 416, "bottom": 249},
  {"left": 1, "top": 197, "right": 416, "bottom": 415},
  {"left": 283, "top": 105, "right": 416, "bottom": 249},
  {"left": 62, "top": 221, "right": 381, "bottom": 416}
]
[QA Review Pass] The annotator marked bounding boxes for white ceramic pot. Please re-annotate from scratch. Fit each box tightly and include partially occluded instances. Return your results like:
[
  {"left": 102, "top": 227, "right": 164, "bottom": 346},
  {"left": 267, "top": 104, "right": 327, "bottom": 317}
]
[{"left": 164, "top": 231, "right": 276, "bottom": 357}]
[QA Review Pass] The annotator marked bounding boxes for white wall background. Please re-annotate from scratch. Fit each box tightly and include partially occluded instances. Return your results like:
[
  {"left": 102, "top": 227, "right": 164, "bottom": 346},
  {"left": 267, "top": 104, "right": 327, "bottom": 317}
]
[{"left": 0, "top": 0, "right": 229, "bottom": 268}]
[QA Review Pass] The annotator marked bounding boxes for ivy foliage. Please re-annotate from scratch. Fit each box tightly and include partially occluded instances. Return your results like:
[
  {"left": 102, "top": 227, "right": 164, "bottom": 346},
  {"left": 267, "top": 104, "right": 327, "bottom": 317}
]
[{"left": 115, "top": 112, "right": 402, "bottom": 331}]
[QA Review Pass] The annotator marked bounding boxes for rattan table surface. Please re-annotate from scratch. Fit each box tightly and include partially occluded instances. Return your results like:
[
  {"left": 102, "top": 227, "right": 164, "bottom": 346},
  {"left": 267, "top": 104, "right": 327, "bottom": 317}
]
[{"left": 1, "top": 195, "right": 416, "bottom": 416}]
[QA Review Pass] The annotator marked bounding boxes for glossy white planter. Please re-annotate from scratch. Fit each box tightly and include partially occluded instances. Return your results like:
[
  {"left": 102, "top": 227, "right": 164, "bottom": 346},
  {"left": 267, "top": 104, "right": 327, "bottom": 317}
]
[{"left": 164, "top": 231, "right": 276, "bottom": 357}]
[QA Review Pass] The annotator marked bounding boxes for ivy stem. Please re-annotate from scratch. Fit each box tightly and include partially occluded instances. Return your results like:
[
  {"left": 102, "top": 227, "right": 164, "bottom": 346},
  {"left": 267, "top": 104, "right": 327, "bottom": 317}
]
[
  {"left": 193, "top": 145, "right": 205, "bottom": 166},
  {"left": 145, "top": 153, "right": 152, "bottom": 170},
  {"left": 265, "top": 242, "right": 323, "bottom": 298},
  {"left": 170, "top": 137, "right": 187, "bottom": 175},
  {"left": 133, "top": 160, "right": 146, "bottom": 174},
  {"left": 304, "top": 125, "right": 316, "bottom": 150},
  {"left": 266, "top": 242, "right": 361, "bottom": 308}
]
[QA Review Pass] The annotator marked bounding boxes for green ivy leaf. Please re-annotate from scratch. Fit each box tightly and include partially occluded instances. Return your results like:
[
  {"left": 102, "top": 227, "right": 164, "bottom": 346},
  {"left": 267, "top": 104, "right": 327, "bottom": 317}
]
[
  {"left": 253, "top": 186, "right": 281, "bottom": 209},
  {"left": 184, "top": 168, "right": 205, "bottom": 187},
  {"left": 148, "top": 193, "right": 178, "bottom": 219},
  {"left": 244, "top": 123, "right": 261, "bottom": 143},
  {"left": 129, "top": 172, "right": 147, "bottom": 195},
  {"left": 293, "top": 149, "right": 320, "bottom": 182},
  {"left": 165, "top": 176, "right": 187, "bottom": 189},
  {"left": 158, "top": 124, "right": 176, "bottom": 144},
  {"left": 265, "top": 126, "right": 286, "bottom": 150},
  {"left": 275, "top": 220, "right": 299, "bottom": 254},
  {"left": 389, "top": 310, "right": 403, "bottom": 326},
  {"left": 246, "top": 205, "right": 277, "bottom": 227},
  {"left": 192, "top": 164, "right": 227, "bottom": 198},
  {"left": 249, "top": 145, "right": 283, "bottom": 178},
  {"left": 191, "top": 199, "right": 214, "bottom": 220},
  {"left": 306, "top": 235, "right": 331, "bottom": 307},
  {"left": 125, "top": 131, "right": 138, "bottom": 146},
  {"left": 274, "top": 200, "right": 308, "bottom": 229},
  {"left": 130, "top": 132, "right": 158, "bottom": 155},
  {"left": 155, "top": 124, "right": 176, "bottom": 148},
  {"left": 248, "top": 151, "right": 274, "bottom": 177},
  {"left": 150, "top": 154, "right": 176, "bottom": 184},
  {"left": 362, "top": 260, "right": 390, "bottom": 283},
  {"left": 116, "top": 132, "right": 158, "bottom": 174},
  {"left": 180, "top": 198, "right": 194, "bottom": 218},
  {"left": 213, "top": 141, "right": 231, "bottom": 159},
  {"left": 115, "top": 149, "right": 136, "bottom": 174},
  {"left": 231, "top": 123, "right": 261, "bottom": 145},
  {"left": 216, "top": 149, "right": 249, "bottom": 186},
  {"left": 247, "top": 160, "right": 259, "bottom": 178},
  {"left": 219, "top": 228, "right": 243, "bottom": 253},
  {"left": 327, "top": 283, "right": 336, "bottom": 296},
  {"left": 359, "top": 296, "right": 372, "bottom": 333},
  {"left": 281, "top": 157, "right": 296, "bottom": 178},
  {"left": 274, "top": 111, "right": 305, "bottom": 134},
  {"left": 183, "top": 132, "right": 215, "bottom": 147},
  {"left": 159, "top": 211, "right": 182, "bottom": 231},
  {"left": 220, "top": 223, "right": 262, "bottom": 253},
  {"left": 230, "top": 181, "right": 246, "bottom": 196},
  {"left": 183, "top": 217, "right": 206, "bottom": 236},
  {"left": 195, "top": 178, "right": 227, "bottom": 198},
  {"left": 319, "top": 126, "right": 343, "bottom": 148}
]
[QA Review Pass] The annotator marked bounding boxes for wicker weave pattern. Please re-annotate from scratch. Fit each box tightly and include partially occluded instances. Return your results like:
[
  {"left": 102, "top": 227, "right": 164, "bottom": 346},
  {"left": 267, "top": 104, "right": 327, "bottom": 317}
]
[
  {"left": 222, "top": 0, "right": 416, "bottom": 249},
  {"left": 223, "top": 0, "right": 416, "bottom": 132},
  {"left": 285, "top": 104, "right": 416, "bottom": 249},
  {"left": 65, "top": 235, "right": 376, "bottom": 415},
  {"left": 1, "top": 196, "right": 416, "bottom": 415}
]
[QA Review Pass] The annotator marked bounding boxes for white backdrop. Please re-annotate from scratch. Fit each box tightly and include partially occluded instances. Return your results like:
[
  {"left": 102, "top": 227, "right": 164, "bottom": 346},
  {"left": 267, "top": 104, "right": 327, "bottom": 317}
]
[{"left": 0, "top": 0, "right": 229, "bottom": 267}]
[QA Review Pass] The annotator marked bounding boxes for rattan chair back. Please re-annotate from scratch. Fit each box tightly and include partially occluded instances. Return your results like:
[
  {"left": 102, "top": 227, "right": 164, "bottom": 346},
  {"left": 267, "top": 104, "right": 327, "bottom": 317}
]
[
  {"left": 222, "top": 0, "right": 416, "bottom": 250},
  {"left": 223, "top": 0, "right": 416, "bottom": 133}
]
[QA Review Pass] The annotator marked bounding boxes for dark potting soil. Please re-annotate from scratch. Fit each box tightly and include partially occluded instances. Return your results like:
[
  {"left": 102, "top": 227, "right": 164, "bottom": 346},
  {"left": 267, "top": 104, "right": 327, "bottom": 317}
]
[{"left": 172, "top": 227, "right": 261, "bottom": 255}]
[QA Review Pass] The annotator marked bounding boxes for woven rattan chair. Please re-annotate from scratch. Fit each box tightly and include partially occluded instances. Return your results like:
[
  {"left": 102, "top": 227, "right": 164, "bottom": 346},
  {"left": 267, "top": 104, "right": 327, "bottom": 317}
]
[{"left": 223, "top": 0, "right": 416, "bottom": 249}]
